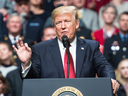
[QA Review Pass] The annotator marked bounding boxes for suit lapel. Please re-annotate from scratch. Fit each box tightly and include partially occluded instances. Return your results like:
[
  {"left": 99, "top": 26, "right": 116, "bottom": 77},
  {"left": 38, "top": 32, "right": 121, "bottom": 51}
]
[
  {"left": 49, "top": 38, "right": 64, "bottom": 78},
  {"left": 76, "top": 38, "right": 86, "bottom": 77}
]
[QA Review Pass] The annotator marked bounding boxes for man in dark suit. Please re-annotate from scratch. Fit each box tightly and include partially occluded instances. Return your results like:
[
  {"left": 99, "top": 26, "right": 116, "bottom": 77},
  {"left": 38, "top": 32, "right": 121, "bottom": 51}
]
[
  {"left": 104, "top": 11, "right": 128, "bottom": 69},
  {"left": 13, "top": 6, "right": 119, "bottom": 94}
]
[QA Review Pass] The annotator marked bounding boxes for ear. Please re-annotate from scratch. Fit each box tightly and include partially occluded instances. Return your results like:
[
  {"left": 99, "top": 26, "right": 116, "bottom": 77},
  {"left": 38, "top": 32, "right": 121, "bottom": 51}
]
[
  {"left": 76, "top": 19, "right": 79, "bottom": 29},
  {"left": 9, "top": 51, "right": 12, "bottom": 56}
]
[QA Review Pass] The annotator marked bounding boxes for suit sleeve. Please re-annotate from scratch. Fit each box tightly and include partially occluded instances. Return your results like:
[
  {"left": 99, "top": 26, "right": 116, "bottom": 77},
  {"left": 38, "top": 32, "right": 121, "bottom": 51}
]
[{"left": 93, "top": 41, "right": 115, "bottom": 79}]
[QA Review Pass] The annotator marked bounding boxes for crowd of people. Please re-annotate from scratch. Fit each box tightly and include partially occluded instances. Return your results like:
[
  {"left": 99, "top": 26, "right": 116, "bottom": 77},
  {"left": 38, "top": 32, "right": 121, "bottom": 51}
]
[{"left": 0, "top": 0, "right": 127, "bottom": 96}]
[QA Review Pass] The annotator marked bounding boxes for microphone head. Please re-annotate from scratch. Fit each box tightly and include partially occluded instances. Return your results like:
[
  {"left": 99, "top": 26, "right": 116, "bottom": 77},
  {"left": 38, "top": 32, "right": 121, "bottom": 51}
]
[{"left": 62, "top": 35, "right": 70, "bottom": 48}]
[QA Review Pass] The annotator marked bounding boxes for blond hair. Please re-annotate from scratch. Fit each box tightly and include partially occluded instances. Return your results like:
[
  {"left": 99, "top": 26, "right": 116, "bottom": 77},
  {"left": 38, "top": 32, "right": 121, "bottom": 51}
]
[
  {"left": 116, "top": 59, "right": 128, "bottom": 84},
  {"left": 52, "top": 6, "right": 79, "bottom": 26},
  {"left": 0, "top": 42, "right": 16, "bottom": 65}
]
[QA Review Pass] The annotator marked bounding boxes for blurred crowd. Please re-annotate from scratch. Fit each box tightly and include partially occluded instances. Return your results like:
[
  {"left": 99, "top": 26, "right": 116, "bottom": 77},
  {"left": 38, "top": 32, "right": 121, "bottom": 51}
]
[{"left": 0, "top": 0, "right": 128, "bottom": 96}]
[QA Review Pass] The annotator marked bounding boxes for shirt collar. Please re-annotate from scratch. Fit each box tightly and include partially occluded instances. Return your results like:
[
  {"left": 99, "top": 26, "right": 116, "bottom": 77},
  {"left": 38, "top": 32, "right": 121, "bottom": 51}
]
[
  {"left": 9, "top": 34, "right": 20, "bottom": 41},
  {"left": 119, "top": 32, "right": 128, "bottom": 41}
]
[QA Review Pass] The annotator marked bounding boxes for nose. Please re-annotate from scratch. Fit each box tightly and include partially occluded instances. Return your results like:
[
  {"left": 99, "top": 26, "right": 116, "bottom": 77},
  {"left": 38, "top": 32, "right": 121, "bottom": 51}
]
[{"left": 61, "top": 22, "right": 66, "bottom": 30}]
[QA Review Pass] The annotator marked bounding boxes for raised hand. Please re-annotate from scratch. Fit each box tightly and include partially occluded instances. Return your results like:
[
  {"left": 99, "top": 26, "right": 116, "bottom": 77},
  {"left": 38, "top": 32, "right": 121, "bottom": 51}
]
[{"left": 12, "top": 38, "right": 32, "bottom": 69}]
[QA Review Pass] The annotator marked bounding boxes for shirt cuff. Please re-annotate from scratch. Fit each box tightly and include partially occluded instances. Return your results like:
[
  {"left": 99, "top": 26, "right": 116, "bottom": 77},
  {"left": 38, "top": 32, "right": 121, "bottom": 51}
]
[{"left": 21, "top": 61, "right": 32, "bottom": 78}]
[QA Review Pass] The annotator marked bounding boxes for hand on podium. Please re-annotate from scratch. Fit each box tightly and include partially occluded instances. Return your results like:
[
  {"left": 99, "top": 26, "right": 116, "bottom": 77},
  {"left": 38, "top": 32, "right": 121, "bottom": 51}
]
[
  {"left": 12, "top": 38, "right": 32, "bottom": 70},
  {"left": 111, "top": 78, "right": 120, "bottom": 94}
]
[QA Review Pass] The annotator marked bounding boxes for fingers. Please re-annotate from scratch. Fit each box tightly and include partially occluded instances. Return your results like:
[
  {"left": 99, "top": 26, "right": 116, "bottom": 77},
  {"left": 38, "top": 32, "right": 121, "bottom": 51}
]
[
  {"left": 24, "top": 43, "right": 31, "bottom": 52},
  {"left": 111, "top": 79, "right": 120, "bottom": 94},
  {"left": 12, "top": 45, "right": 18, "bottom": 52},
  {"left": 16, "top": 38, "right": 24, "bottom": 49}
]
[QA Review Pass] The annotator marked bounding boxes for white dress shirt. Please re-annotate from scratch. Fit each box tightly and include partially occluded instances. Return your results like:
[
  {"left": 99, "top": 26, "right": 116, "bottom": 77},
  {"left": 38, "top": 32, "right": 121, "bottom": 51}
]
[
  {"left": 9, "top": 34, "right": 20, "bottom": 44},
  {"left": 58, "top": 37, "right": 76, "bottom": 72},
  {"left": 22, "top": 37, "right": 77, "bottom": 77}
]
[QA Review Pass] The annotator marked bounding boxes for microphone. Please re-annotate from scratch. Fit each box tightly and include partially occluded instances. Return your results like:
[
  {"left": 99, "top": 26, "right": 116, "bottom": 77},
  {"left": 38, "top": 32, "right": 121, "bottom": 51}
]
[
  {"left": 62, "top": 35, "right": 70, "bottom": 78},
  {"left": 62, "top": 35, "right": 70, "bottom": 49}
]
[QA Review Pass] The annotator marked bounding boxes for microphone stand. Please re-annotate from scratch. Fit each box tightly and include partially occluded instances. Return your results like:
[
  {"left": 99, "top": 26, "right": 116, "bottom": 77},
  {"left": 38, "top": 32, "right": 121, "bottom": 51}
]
[{"left": 66, "top": 46, "right": 70, "bottom": 78}]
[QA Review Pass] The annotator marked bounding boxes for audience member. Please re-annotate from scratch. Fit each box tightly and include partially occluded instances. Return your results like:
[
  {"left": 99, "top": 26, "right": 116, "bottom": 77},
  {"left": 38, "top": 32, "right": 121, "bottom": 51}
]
[
  {"left": 116, "top": 59, "right": 128, "bottom": 96},
  {"left": 0, "top": 13, "right": 34, "bottom": 68},
  {"left": 0, "top": 0, "right": 14, "bottom": 16},
  {"left": 84, "top": 0, "right": 110, "bottom": 13},
  {"left": 15, "top": 0, "right": 44, "bottom": 43},
  {"left": 42, "top": 26, "right": 56, "bottom": 41},
  {"left": 30, "top": 0, "right": 51, "bottom": 23},
  {"left": 104, "top": 12, "right": 128, "bottom": 69},
  {"left": 72, "top": 0, "right": 99, "bottom": 31},
  {"left": 0, "top": 73, "right": 9, "bottom": 96},
  {"left": 99, "top": 0, "right": 128, "bottom": 28},
  {"left": 0, "top": 42, "right": 17, "bottom": 77},
  {"left": 0, "top": 42, "right": 22, "bottom": 96},
  {"left": 92, "top": 4, "right": 119, "bottom": 54}
]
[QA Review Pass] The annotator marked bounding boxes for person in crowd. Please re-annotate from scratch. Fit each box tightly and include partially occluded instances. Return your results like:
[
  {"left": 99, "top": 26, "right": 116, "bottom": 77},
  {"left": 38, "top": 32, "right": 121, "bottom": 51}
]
[
  {"left": 84, "top": 0, "right": 110, "bottom": 13},
  {"left": 0, "top": 0, "right": 14, "bottom": 16},
  {"left": 42, "top": 26, "right": 56, "bottom": 41},
  {"left": 13, "top": 6, "right": 119, "bottom": 94},
  {"left": 99, "top": 0, "right": 128, "bottom": 28},
  {"left": 92, "top": 4, "right": 119, "bottom": 54},
  {"left": 115, "top": 59, "right": 128, "bottom": 96},
  {"left": 104, "top": 11, "right": 128, "bottom": 70},
  {"left": 0, "top": 42, "right": 22, "bottom": 96},
  {"left": 0, "top": 73, "right": 9, "bottom": 96},
  {"left": 72, "top": 0, "right": 99, "bottom": 31},
  {"left": 15, "top": 0, "right": 44, "bottom": 43},
  {"left": 0, "top": 42, "right": 17, "bottom": 77},
  {"left": 0, "top": 13, "right": 34, "bottom": 68},
  {"left": 29, "top": 0, "right": 51, "bottom": 23}
]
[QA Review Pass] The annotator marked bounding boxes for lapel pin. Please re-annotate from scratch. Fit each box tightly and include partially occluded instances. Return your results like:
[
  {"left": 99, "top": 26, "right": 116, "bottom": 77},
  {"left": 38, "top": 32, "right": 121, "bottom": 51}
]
[{"left": 81, "top": 47, "right": 84, "bottom": 50}]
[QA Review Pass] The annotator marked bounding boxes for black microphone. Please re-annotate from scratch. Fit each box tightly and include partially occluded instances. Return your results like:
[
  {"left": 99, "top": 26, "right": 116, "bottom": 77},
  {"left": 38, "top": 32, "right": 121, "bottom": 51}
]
[
  {"left": 62, "top": 35, "right": 70, "bottom": 78},
  {"left": 62, "top": 35, "right": 70, "bottom": 49}
]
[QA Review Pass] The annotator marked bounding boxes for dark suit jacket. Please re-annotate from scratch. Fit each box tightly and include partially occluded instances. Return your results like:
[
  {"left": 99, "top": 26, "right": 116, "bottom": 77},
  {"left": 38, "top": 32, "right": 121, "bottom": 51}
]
[{"left": 26, "top": 37, "right": 115, "bottom": 79}]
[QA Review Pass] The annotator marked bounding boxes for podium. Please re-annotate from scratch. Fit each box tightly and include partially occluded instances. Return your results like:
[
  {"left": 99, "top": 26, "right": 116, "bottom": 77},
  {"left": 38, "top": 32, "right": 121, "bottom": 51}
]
[{"left": 22, "top": 78, "right": 113, "bottom": 96}]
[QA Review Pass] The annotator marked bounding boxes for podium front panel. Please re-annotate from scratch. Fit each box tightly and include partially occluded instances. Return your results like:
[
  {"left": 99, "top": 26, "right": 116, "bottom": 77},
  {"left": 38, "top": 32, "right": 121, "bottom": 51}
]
[{"left": 22, "top": 78, "right": 113, "bottom": 96}]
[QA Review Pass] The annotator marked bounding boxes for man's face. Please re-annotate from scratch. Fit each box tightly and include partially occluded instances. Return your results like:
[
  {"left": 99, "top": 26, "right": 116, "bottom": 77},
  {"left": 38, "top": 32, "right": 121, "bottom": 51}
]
[
  {"left": 54, "top": 0, "right": 69, "bottom": 7},
  {"left": 42, "top": 27, "right": 56, "bottom": 41},
  {"left": 16, "top": 1, "right": 30, "bottom": 17},
  {"left": 54, "top": 13, "right": 79, "bottom": 42},
  {"left": 118, "top": 14, "right": 128, "bottom": 34},
  {"left": 120, "top": 61, "right": 128, "bottom": 79},
  {"left": 72, "top": 0, "right": 85, "bottom": 9},
  {"left": 102, "top": 7, "right": 115, "bottom": 24},
  {"left": 7, "top": 16, "right": 22, "bottom": 35}
]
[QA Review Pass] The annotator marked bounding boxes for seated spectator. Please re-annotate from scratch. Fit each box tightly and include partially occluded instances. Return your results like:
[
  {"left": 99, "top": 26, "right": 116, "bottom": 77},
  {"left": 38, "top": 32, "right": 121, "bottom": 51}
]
[
  {"left": 84, "top": 0, "right": 110, "bottom": 13},
  {"left": 99, "top": 0, "right": 128, "bottom": 28},
  {"left": 0, "top": 13, "right": 34, "bottom": 68},
  {"left": 42, "top": 26, "right": 56, "bottom": 41},
  {"left": 0, "top": 73, "right": 9, "bottom": 96},
  {"left": 92, "top": 4, "right": 119, "bottom": 54},
  {"left": 104, "top": 12, "right": 128, "bottom": 69},
  {"left": 116, "top": 59, "right": 128, "bottom": 96},
  {"left": 15, "top": 0, "right": 44, "bottom": 43},
  {"left": 30, "top": 0, "right": 51, "bottom": 23},
  {"left": 72, "top": 0, "right": 99, "bottom": 31},
  {"left": 0, "top": 42, "right": 17, "bottom": 77}
]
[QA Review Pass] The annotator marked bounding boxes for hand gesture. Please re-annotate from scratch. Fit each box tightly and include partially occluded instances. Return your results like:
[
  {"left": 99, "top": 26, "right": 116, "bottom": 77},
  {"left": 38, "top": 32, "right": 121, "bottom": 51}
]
[
  {"left": 12, "top": 38, "right": 32, "bottom": 69},
  {"left": 111, "top": 78, "right": 120, "bottom": 94}
]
